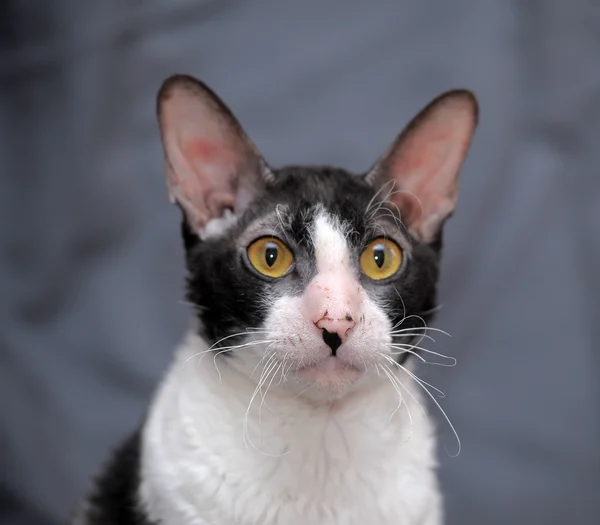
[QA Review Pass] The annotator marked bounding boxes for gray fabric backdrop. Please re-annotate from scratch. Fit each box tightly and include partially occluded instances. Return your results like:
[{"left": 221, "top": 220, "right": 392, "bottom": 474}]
[{"left": 1, "top": 1, "right": 599, "bottom": 524}]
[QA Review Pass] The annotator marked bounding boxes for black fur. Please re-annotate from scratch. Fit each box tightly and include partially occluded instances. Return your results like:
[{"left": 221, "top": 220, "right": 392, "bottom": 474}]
[{"left": 73, "top": 430, "right": 155, "bottom": 525}]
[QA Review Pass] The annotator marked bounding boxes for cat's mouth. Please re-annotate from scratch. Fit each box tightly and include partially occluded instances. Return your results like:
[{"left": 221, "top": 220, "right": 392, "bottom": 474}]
[{"left": 296, "top": 355, "right": 363, "bottom": 387}]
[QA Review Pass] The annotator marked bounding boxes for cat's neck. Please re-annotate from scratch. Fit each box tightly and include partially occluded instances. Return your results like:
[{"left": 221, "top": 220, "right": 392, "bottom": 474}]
[{"left": 139, "top": 331, "right": 441, "bottom": 525}]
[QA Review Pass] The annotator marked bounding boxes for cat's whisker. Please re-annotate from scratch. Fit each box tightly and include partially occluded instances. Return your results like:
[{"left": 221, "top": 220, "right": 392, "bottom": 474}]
[
  {"left": 388, "top": 351, "right": 456, "bottom": 368},
  {"left": 383, "top": 188, "right": 424, "bottom": 224},
  {"left": 181, "top": 334, "right": 272, "bottom": 369},
  {"left": 283, "top": 364, "right": 291, "bottom": 383},
  {"left": 389, "top": 312, "right": 450, "bottom": 353},
  {"left": 399, "top": 331, "right": 429, "bottom": 352},
  {"left": 210, "top": 339, "right": 274, "bottom": 356},
  {"left": 276, "top": 355, "right": 288, "bottom": 386},
  {"left": 245, "top": 327, "right": 273, "bottom": 333},
  {"left": 383, "top": 365, "right": 427, "bottom": 442},
  {"left": 379, "top": 363, "right": 423, "bottom": 448},
  {"left": 418, "top": 304, "right": 444, "bottom": 316},
  {"left": 244, "top": 359, "right": 276, "bottom": 442},
  {"left": 365, "top": 179, "right": 396, "bottom": 217},
  {"left": 285, "top": 358, "right": 298, "bottom": 381},
  {"left": 387, "top": 342, "right": 456, "bottom": 358},
  {"left": 359, "top": 354, "right": 369, "bottom": 373},
  {"left": 380, "top": 362, "right": 426, "bottom": 439},
  {"left": 392, "top": 285, "right": 408, "bottom": 324},
  {"left": 371, "top": 208, "right": 403, "bottom": 230},
  {"left": 388, "top": 343, "right": 457, "bottom": 367},
  {"left": 279, "top": 355, "right": 296, "bottom": 385},
  {"left": 211, "top": 339, "right": 276, "bottom": 381},
  {"left": 390, "top": 332, "right": 437, "bottom": 342},
  {"left": 389, "top": 317, "right": 452, "bottom": 355},
  {"left": 366, "top": 186, "right": 418, "bottom": 235},
  {"left": 245, "top": 354, "right": 276, "bottom": 426},
  {"left": 208, "top": 338, "right": 274, "bottom": 359},
  {"left": 211, "top": 329, "right": 269, "bottom": 348},
  {"left": 250, "top": 345, "right": 276, "bottom": 379},
  {"left": 258, "top": 361, "right": 283, "bottom": 423},
  {"left": 391, "top": 313, "right": 428, "bottom": 331},
  {"left": 243, "top": 355, "right": 282, "bottom": 456},
  {"left": 274, "top": 204, "right": 290, "bottom": 236},
  {"left": 184, "top": 332, "right": 250, "bottom": 364},
  {"left": 371, "top": 202, "right": 398, "bottom": 218},
  {"left": 372, "top": 222, "right": 389, "bottom": 239},
  {"left": 390, "top": 334, "right": 431, "bottom": 354},
  {"left": 367, "top": 182, "right": 399, "bottom": 219},
  {"left": 386, "top": 346, "right": 427, "bottom": 363},
  {"left": 380, "top": 355, "right": 446, "bottom": 398},
  {"left": 395, "top": 361, "right": 461, "bottom": 457},
  {"left": 381, "top": 197, "right": 404, "bottom": 222},
  {"left": 201, "top": 328, "right": 270, "bottom": 354},
  {"left": 378, "top": 364, "right": 407, "bottom": 422},
  {"left": 244, "top": 354, "right": 293, "bottom": 458},
  {"left": 390, "top": 326, "right": 451, "bottom": 337}
]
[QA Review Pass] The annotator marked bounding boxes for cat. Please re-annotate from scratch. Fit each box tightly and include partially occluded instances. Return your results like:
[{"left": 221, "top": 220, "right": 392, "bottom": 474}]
[{"left": 73, "top": 74, "right": 478, "bottom": 525}]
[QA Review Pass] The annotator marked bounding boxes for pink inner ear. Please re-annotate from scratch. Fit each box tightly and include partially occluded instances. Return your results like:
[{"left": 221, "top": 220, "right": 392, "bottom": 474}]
[
  {"left": 185, "top": 138, "right": 221, "bottom": 163},
  {"left": 390, "top": 131, "right": 458, "bottom": 210},
  {"left": 387, "top": 137, "right": 453, "bottom": 236},
  {"left": 383, "top": 99, "right": 476, "bottom": 241},
  {"left": 390, "top": 118, "right": 462, "bottom": 193},
  {"left": 186, "top": 140, "right": 238, "bottom": 223},
  {"left": 158, "top": 78, "right": 258, "bottom": 231},
  {"left": 162, "top": 129, "right": 240, "bottom": 231},
  {"left": 181, "top": 136, "right": 239, "bottom": 214}
]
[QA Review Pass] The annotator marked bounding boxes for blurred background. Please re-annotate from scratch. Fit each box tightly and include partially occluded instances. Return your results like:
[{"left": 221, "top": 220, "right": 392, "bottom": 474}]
[{"left": 1, "top": 1, "right": 599, "bottom": 524}]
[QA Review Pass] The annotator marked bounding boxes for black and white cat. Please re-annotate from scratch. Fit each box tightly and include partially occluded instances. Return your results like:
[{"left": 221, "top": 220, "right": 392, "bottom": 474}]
[{"left": 74, "top": 74, "right": 478, "bottom": 525}]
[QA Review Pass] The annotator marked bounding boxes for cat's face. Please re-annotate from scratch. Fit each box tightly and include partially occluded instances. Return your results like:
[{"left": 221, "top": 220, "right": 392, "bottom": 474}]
[{"left": 157, "top": 75, "right": 477, "bottom": 398}]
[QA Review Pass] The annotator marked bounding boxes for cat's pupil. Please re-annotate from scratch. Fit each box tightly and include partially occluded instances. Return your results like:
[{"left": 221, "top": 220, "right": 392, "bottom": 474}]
[
  {"left": 265, "top": 243, "right": 278, "bottom": 267},
  {"left": 373, "top": 245, "right": 385, "bottom": 268}
]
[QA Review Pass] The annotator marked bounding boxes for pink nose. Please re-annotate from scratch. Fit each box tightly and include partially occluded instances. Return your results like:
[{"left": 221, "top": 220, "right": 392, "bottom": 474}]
[
  {"left": 315, "top": 313, "right": 356, "bottom": 354},
  {"left": 315, "top": 315, "right": 356, "bottom": 340},
  {"left": 302, "top": 272, "right": 362, "bottom": 354}
]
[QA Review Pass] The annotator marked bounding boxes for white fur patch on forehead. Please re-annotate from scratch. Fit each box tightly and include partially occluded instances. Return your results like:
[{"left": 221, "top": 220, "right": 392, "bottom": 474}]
[{"left": 312, "top": 211, "right": 352, "bottom": 274}]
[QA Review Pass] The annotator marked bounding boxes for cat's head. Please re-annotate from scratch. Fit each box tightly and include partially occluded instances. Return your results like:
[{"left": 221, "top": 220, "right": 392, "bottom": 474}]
[{"left": 157, "top": 75, "right": 477, "bottom": 399}]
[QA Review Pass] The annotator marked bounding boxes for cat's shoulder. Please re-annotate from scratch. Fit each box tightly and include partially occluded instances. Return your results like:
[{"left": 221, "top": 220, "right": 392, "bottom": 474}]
[{"left": 72, "top": 429, "right": 155, "bottom": 525}]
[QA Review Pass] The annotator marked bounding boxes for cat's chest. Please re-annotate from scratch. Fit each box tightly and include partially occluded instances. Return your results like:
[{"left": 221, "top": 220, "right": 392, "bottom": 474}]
[{"left": 138, "top": 352, "right": 440, "bottom": 525}]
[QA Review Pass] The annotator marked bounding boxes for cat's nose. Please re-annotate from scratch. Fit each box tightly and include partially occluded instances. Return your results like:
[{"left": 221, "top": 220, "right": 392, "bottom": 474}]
[
  {"left": 316, "top": 314, "right": 356, "bottom": 355},
  {"left": 303, "top": 272, "right": 362, "bottom": 354}
]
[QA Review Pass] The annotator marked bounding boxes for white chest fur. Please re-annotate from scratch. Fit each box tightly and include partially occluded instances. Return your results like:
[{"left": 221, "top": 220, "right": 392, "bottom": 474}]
[{"left": 139, "top": 333, "right": 442, "bottom": 525}]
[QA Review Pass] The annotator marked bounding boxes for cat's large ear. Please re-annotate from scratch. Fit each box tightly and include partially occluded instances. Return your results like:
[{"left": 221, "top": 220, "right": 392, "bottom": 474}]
[
  {"left": 365, "top": 90, "right": 478, "bottom": 243},
  {"left": 157, "top": 75, "right": 273, "bottom": 234}
]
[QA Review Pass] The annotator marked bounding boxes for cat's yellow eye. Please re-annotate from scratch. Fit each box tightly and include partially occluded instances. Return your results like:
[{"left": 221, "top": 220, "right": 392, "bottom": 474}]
[
  {"left": 247, "top": 237, "right": 294, "bottom": 278},
  {"left": 360, "top": 238, "right": 402, "bottom": 280}
]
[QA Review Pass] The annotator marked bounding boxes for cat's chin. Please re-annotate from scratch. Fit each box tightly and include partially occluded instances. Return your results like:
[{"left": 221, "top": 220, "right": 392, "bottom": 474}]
[{"left": 296, "top": 356, "right": 363, "bottom": 389}]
